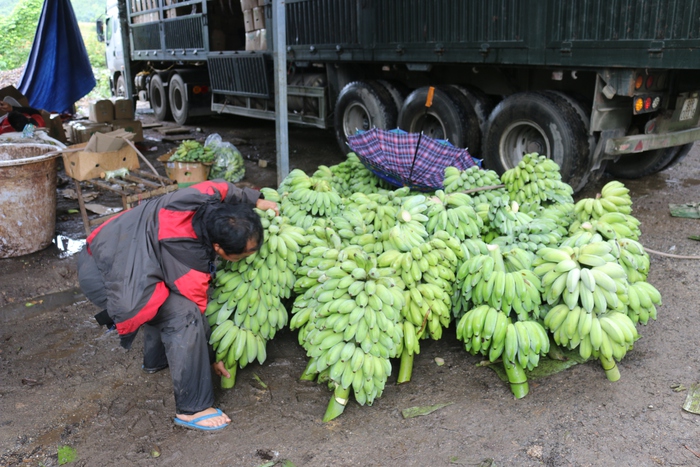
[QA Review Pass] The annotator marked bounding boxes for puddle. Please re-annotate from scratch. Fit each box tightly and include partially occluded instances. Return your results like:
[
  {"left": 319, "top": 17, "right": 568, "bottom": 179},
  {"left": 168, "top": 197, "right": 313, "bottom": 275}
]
[{"left": 52, "top": 235, "right": 86, "bottom": 259}]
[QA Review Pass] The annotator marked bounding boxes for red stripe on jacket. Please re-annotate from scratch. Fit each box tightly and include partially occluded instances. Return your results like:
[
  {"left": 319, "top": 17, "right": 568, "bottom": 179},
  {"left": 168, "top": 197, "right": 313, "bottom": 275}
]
[
  {"left": 191, "top": 180, "right": 229, "bottom": 199},
  {"left": 115, "top": 281, "right": 169, "bottom": 335},
  {"left": 174, "top": 269, "right": 211, "bottom": 313},
  {"left": 158, "top": 208, "right": 197, "bottom": 240},
  {"left": 86, "top": 210, "right": 127, "bottom": 253}
]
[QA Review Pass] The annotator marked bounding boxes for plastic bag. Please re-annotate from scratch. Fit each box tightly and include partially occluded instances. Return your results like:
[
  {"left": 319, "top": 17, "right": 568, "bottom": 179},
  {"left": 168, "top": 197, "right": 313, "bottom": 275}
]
[{"left": 205, "top": 133, "right": 246, "bottom": 183}]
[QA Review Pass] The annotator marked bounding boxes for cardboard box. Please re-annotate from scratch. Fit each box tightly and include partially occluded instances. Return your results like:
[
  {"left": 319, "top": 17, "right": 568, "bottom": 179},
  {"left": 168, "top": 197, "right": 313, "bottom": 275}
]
[
  {"left": 62, "top": 141, "right": 140, "bottom": 181},
  {"left": 240, "top": 0, "right": 256, "bottom": 10},
  {"left": 253, "top": 6, "right": 265, "bottom": 29},
  {"left": 112, "top": 98, "right": 134, "bottom": 120},
  {"left": 70, "top": 122, "right": 113, "bottom": 144},
  {"left": 158, "top": 151, "right": 212, "bottom": 184},
  {"left": 47, "top": 115, "right": 66, "bottom": 143},
  {"left": 245, "top": 29, "right": 267, "bottom": 51},
  {"left": 89, "top": 100, "right": 115, "bottom": 123},
  {"left": 243, "top": 9, "right": 255, "bottom": 32},
  {"left": 110, "top": 119, "right": 143, "bottom": 142}
]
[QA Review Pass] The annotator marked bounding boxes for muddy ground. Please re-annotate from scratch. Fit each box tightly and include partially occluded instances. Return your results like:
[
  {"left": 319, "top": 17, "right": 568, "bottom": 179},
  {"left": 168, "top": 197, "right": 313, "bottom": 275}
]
[{"left": 2, "top": 109, "right": 700, "bottom": 467}]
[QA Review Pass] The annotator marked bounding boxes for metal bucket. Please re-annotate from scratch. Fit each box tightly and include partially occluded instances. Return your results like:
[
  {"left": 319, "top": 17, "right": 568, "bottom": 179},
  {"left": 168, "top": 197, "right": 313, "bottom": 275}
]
[{"left": 0, "top": 144, "right": 60, "bottom": 258}]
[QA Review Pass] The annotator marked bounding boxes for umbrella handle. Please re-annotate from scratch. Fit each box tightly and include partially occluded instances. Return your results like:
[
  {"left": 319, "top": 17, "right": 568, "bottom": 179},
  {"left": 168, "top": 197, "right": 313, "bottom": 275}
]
[{"left": 408, "top": 86, "right": 435, "bottom": 186}]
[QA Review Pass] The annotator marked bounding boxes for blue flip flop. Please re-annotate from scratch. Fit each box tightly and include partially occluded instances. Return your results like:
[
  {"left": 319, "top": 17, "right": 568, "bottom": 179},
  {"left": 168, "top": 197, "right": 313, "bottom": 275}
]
[{"left": 174, "top": 408, "right": 229, "bottom": 431}]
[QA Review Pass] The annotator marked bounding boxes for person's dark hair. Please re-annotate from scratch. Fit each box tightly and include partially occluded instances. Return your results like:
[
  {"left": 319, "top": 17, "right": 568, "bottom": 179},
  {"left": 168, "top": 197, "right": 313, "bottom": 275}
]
[
  {"left": 7, "top": 112, "right": 32, "bottom": 132},
  {"left": 206, "top": 203, "right": 263, "bottom": 255}
]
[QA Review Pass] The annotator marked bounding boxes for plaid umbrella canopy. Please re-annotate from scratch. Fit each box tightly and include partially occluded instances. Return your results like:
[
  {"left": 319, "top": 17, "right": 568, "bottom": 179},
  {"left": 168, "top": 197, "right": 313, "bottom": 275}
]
[{"left": 347, "top": 128, "right": 478, "bottom": 191}]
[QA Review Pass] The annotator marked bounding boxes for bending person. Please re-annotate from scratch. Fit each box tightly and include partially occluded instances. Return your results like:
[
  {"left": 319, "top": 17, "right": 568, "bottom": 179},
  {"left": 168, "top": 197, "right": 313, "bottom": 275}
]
[{"left": 77, "top": 179, "right": 279, "bottom": 431}]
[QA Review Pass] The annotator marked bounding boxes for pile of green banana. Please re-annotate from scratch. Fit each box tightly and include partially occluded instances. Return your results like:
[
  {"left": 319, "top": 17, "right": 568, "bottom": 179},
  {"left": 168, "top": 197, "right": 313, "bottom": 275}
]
[
  {"left": 168, "top": 139, "right": 216, "bottom": 163},
  {"left": 205, "top": 209, "right": 307, "bottom": 388},
  {"left": 289, "top": 245, "right": 404, "bottom": 421},
  {"left": 501, "top": 152, "right": 574, "bottom": 206},
  {"left": 202, "top": 150, "right": 663, "bottom": 416}
]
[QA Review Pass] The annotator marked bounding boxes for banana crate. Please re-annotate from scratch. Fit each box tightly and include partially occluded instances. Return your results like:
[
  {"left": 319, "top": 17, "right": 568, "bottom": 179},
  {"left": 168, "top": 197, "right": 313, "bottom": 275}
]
[{"left": 158, "top": 149, "right": 212, "bottom": 186}]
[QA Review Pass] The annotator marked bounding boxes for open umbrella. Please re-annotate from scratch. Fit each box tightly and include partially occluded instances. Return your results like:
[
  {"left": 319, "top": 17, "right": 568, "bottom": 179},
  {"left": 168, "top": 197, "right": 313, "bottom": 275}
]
[{"left": 347, "top": 127, "right": 478, "bottom": 192}]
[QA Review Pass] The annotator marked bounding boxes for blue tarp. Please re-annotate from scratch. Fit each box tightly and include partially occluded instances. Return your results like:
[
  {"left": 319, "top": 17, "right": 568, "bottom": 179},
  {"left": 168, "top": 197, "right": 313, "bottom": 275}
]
[{"left": 18, "top": 0, "right": 96, "bottom": 113}]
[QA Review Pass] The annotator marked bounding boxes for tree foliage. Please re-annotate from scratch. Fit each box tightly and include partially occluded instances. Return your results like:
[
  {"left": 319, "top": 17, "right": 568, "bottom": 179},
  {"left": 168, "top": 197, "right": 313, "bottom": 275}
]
[{"left": 0, "top": 0, "right": 43, "bottom": 71}]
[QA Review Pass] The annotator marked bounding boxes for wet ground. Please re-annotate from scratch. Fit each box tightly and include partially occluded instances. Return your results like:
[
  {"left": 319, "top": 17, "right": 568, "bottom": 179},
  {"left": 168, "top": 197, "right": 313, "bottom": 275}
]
[{"left": 2, "top": 110, "right": 700, "bottom": 466}]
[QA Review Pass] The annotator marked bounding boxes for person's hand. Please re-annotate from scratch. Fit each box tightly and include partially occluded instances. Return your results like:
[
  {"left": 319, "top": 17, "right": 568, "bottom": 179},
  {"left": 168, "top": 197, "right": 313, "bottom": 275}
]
[
  {"left": 256, "top": 198, "right": 280, "bottom": 215},
  {"left": 212, "top": 360, "right": 230, "bottom": 378},
  {"left": 0, "top": 101, "right": 12, "bottom": 113}
]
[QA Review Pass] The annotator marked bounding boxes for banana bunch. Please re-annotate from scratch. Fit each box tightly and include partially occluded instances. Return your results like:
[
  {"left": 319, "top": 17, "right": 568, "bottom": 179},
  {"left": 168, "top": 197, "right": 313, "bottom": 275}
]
[
  {"left": 534, "top": 243, "right": 628, "bottom": 314},
  {"left": 205, "top": 211, "right": 307, "bottom": 385},
  {"left": 500, "top": 319, "right": 551, "bottom": 398},
  {"left": 456, "top": 304, "right": 511, "bottom": 362},
  {"left": 574, "top": 181, "right": 633, "bottom": 221},
  {"left": 332, "top": 153, "right": 391, "bottom": 195},
  {"left": 280, "top": 169, "right": 344, "bottom": 218},
  {"left": 424, "top": 190, "right": 483, "bottom": 240},
  {"left": 507, "top": 216, "right": 566, "bottom": 253},
  {"left": 530, "top": 202, "right": 577, "bottom": 230},
  {"left": 455, "top": 244, "right": 542, "bottom": 320},
  {"left": 500, "top": 153, "right": 574, "bottom": 206},
  {"left": 313, "top": 164, "right": 351, "bottom": 196},
  {"left": 443, "top": 165, "right": 503, "bottom": 194},
  {"left": 544, "top": 305, "right": 638, "bottom": 368},
  {"left": 208, "top": 319, "right": 267, "bottom": 368},
  {"left": 485, "top": 196, "right": 537, "bottom": 241},
  {"left": 384, "top": 195, "right": 430, "bottom": 252},
  {"left": 624, "top": 281, "right": 662, "bottom": 325},
  {"left": 169, "top": 139, "right": 216, "bottom": 163},
  {"left": 290, "top": 246, "right": 404, "bottom": 416},
  {"left": 614, "top": 238, "right": 651, "bottom": 283},
  {"left": 570, "top": 211, "right": 641, "bottom": 241}
]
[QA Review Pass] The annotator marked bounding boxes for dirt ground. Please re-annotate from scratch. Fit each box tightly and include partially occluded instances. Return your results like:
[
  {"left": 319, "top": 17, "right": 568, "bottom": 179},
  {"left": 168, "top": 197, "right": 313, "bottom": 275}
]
[{"left": 2, "top": 109, "right": 700, "bottom": 467}]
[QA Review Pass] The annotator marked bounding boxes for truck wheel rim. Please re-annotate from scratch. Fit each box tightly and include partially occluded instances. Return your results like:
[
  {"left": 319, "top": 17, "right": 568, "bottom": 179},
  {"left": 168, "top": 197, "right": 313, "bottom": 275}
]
[
  {"left": 499, "top": 120, "right": 550, "bottom": 169},
  {"left": 343, "top": 102, "right": 371, "bottom": 138}
]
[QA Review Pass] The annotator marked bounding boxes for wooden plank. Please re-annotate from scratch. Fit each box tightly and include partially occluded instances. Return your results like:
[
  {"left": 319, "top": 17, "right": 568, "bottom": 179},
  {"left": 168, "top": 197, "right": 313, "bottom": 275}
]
[
  {"left": 157, "top": 126, "right": 191, "bottom": 135},
  {"left": 141, "top": 122, "right": 163, "bottom": 129}
]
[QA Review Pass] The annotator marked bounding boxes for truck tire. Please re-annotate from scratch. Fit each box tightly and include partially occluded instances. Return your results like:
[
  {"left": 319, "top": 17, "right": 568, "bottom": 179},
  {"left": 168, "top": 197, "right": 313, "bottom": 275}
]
[
  {"left": 398, "top": 86, "right": 480, "bottom": 154},
  {"left": 377, "top": 80, "right": 410, "bottom": 116},
  {"left": 605, "top": 144, "right": 687, "bottom": 179},
  {"left": 115, "top": 75, "right": 126, "bottom": 98},
  {"left": 451, "top": 85, "right": 494, "bottom": 137},
  {"left": 169, "top": 73, "right": 192, "bottom": 125},
  {"left": 482, "top": 91, "right": 589, "bottom": 190},
  {"left": 661, "top": 143, "right": 694, "bottom": 171},
  {"left": 334, "top": 81, "right": 398, "bottom": 154},
  {"left": 149, "top": 74, "right": 171, "bottom": 121}
]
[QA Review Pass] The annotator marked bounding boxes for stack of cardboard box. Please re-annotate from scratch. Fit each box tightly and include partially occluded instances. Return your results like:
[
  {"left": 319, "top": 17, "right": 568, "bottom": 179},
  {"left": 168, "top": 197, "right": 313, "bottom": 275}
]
[
  {"left": 68, "top": 98, "right": 144, "bottom": 144},
  {"left": 243, "top": 0, "right": 267, "bottom": 51}
]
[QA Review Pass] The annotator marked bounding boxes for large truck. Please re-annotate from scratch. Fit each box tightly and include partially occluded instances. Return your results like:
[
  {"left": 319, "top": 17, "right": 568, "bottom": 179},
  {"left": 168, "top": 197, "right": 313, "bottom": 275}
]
[{"left": 99, "top": 0, "right": 700, "bottom": 191}]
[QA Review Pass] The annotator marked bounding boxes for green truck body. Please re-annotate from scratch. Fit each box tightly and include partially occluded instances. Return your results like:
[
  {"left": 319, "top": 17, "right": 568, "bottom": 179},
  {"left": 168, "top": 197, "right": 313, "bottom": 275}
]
[{"left": 104, "top": 0, "right": 700, "bottom": 190}]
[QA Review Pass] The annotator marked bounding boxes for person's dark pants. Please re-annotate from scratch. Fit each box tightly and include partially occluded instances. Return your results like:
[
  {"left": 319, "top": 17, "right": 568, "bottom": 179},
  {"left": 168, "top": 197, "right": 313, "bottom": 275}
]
[{"left": 77, "top": 247, "right": 215, "bottom": 415}]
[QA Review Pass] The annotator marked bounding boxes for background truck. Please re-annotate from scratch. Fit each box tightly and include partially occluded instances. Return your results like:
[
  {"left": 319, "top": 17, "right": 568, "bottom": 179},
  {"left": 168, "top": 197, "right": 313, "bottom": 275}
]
[{"left": 100, "top": 0, "right": 700, "bottom": 191}]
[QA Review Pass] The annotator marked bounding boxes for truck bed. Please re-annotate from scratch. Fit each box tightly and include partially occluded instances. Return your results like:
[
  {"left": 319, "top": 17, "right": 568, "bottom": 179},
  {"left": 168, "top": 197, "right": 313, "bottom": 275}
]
[{"left": 286, "top": 0, "right": 700, "bottom": 69}]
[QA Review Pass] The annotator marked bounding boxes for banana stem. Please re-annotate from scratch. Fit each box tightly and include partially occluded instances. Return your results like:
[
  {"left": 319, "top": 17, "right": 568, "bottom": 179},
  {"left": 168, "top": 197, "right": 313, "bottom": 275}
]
[
  {"left": 503, "top": 359, "right": 529, "bottom": 399},
  {"left": 397, "top": 347, "right": 414, "bottom": 384},
  {"left": 600, "top": 356, "right": 620, "bottom": 382},
  {"left": 323, "top": 385, "right": 351, "bottom": 422},
  {"left": 300, "top": 357, "right": 318, "bottom": 381},
  {"left": 221, "top": 364, "right": 237, "bottom": 389}
]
